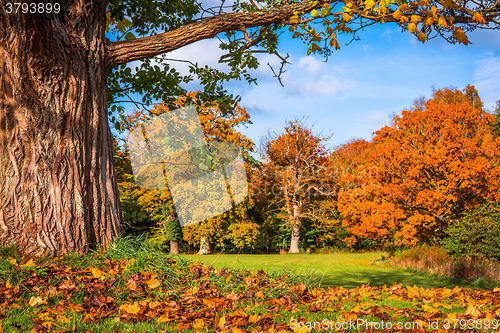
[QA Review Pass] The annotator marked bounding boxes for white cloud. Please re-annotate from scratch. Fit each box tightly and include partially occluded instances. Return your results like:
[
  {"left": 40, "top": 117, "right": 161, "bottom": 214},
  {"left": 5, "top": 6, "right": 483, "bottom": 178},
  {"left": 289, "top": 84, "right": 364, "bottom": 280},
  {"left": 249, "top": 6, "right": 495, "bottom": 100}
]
[
  {"left": 474, "top": 56, "right": 500, "bottom": 110},
  {"left": 297, "top": 56, "right": 324, "bottom": 74},
  {"left": 284, "top": 75, "right": 353, "bottom": 96},
  {"left": 381, "top": 29, "right": 392, "bottom": 43},
  {"left": 365, "top": 111, "right": 388, "bottom": 123},
  {"left": 162, "top": 39, "right": 228, "bottom": 76}
]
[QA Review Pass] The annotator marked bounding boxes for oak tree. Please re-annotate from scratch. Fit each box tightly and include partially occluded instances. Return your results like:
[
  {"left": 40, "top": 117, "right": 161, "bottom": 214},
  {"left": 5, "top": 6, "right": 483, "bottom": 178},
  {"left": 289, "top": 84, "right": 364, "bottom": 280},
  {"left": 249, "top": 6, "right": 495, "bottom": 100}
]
[
  {"left": 260, "top": 120, "right": 332, "bottom": 253},
  {"left": 116, "top": 92, "right": 255, "bottom": 254},
  {"left": 339, "top": 86, "right": 500, "bottom": 246}
]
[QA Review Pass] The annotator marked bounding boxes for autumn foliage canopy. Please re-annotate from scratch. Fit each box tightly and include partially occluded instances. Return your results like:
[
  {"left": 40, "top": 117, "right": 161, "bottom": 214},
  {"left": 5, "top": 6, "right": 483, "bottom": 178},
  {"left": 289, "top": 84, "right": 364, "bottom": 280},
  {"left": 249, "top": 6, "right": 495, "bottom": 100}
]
[{"left": 338, "top": 86, "right": 500, "bottom": 247}]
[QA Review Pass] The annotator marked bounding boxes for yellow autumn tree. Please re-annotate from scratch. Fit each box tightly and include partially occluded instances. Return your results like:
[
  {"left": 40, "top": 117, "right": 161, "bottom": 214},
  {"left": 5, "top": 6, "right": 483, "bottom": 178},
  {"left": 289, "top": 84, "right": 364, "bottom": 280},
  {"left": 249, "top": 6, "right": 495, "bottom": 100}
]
[{"left": 118, "top": 92, "right": 257, "bottom": 254}]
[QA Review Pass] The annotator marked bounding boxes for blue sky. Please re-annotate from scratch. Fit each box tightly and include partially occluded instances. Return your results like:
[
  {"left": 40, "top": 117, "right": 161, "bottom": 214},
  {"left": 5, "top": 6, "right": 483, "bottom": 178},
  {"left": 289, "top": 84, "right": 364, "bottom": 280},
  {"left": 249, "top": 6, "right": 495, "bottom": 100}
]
[
  {"left": 120, "top": 17, "right": 500, "bottom": 153},
  {"left": 164, "top": 23, "right": 500, "bottom": 152}
]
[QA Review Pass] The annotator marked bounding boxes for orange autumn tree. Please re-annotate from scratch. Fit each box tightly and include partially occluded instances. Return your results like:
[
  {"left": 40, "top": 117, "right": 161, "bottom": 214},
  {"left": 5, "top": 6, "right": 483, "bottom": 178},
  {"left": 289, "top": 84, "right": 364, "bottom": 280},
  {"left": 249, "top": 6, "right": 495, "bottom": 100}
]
[
  {"left": 320, "top": 139, "right": 374, "bottom": 248},
  {"left": 260, "top": 120, "right": 333, "bottom": 253},
  {"left": 339, "top": 86, "right": 500, "bottom": 247},
  {"left": 117, "top": 92, "right": 256, "bottom": 254}
]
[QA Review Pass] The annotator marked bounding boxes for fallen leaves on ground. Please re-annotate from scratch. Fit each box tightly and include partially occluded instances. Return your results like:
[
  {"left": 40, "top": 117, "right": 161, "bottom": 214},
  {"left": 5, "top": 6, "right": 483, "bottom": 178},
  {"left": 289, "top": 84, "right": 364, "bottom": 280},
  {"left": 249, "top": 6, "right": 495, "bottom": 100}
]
[{"left": 0, "top": 256, "right": 499, "bottom": 332}]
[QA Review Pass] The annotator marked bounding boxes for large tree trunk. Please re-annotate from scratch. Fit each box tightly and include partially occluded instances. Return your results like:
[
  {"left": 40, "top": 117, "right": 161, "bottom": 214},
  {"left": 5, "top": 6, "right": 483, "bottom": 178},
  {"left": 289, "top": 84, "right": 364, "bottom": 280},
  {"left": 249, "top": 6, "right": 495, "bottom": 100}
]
[
  {"left": 289, "top": 202, "right": 301, "bottom": 253},
  {"left": 0, "top": 1, "right": 123, "bottom": 255},
  {"left": 198, "top": 235, "right": 211, "bottom": 255}
]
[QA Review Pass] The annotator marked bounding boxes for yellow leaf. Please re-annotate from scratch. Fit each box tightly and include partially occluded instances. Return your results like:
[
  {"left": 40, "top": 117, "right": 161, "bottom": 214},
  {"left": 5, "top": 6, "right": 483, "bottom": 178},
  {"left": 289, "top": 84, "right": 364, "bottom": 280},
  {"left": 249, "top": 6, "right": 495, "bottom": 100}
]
[
  {"left": 38, "top": 311, "right": 50, "bottom": 319},
  {"left": 9, "top": 258, "right": 17, "bottom": 266},
  {"left": 20, "top": 258, "right": 35, "bottom": 268},
  {"left": 87, "top": 267, "right": 106, "bottom": 278},
  {"left": 438, "top": 16, "right": 448, "bottom": 28},
  {"left": 192, "top": 318, "right": 205, "bottom": 329},
  {"left": 29, "top": 296, "right": 47, "bottom": 307},
  {"left": 472, "top": 12, "right": 486, "bottom": 25},
  {"left": 310, "top": 9, "right": 319, "bottom": 17},
  {"left": 218, "top": 315, "right": 227, "bottom": 326},
  {"left": 411, "top": 15, "right": 421, "bottom": 23},
  {"left": 421, "top": 304, "right": 439, "bottom": 313},
  {"left": 399, "top": 16, "right": 409, "bottom": 23},
  {"left": 433, "top": 302, "right": 452, "bottom": 309},
  {"left": 149, "top": 301, "right": 161, "bottom": 309},
  {"left": 330, "top": 38, "right": 340, "bottom": 50},
  {"left": 146, "top": 274, "right": 161, "bottom": 289},
  {"left": 454, "top": 28, "right": 469, "bottom": 45},
  {"left": 425, "top": 17, "right": 434, "bottom": 26},
  {"left": 232, "top": 328, "right": 245, "bottom": 333},
  {"left": 392, "top": 9, "right": 402, "bottom": 20},
  {"left": 119, "top": 302, "right": 141, "bottom": 315},
  {"left": 255, "top": 290, "right": 265, "bottom": 299},
  {"left": 418, "top": 31, "right": 427, "bottom": 42},
  {"left": 57, "top": 315, "right": 70, "bottom": 324},
  {"left": 430, "top": 5, "right": 438, "bottom": 16},
  {"left": 5, "top": 281, "right": 12, "bottom": 288},
  {"left": 343, "top": 13, "right": 352, "bottom": 21},
  {"left": 157, "top": 314, "right": 172, "bottom": 323},
  {"left": 407, "top": 22, "right": 418, "bottom": 33},
  {"left": 249, "top": 313, "right": 260, "bottom": 323},
  {"left": 364, "top": 0, "right": 376, "bottom": 10},
  {"left": 225, "top": 274, "right": 232, "bottom": 284},
  {"left": 68, "top": 304, "right": 85, "bottom": 312},
  {"left": 464, "top": 304, "right": 483, "bottom": 318},
  {"left": 41, "top": 322, "right": 53, "bottom": 329}
]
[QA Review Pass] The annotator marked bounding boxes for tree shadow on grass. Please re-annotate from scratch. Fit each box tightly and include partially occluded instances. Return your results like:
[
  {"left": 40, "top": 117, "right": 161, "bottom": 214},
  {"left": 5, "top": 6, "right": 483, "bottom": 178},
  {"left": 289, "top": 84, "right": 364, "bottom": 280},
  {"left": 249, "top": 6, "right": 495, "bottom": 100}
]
[{"left": 312, "top": 267, "right": 469, "bottom": 289}]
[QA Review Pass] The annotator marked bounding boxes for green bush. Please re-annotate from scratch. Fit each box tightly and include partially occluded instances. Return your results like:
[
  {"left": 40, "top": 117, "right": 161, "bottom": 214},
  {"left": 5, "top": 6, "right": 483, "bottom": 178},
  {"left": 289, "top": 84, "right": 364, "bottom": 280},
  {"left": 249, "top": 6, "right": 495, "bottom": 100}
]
[{"left": 442, "top": 202, "right": 500, "bottom": 260}]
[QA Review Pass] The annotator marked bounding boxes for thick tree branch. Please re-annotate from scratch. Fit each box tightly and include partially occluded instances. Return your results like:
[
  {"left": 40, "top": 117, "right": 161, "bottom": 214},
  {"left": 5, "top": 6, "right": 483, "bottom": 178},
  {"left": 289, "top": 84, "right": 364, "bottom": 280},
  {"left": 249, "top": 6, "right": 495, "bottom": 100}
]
[{"left": 107, "top": 0, "right": 333, "bottom": 68}]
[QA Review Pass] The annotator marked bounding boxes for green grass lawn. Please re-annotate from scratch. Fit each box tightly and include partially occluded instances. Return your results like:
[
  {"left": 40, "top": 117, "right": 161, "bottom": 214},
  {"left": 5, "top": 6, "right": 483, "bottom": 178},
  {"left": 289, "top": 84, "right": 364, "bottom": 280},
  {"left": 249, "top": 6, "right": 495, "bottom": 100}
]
[
  {"left": 182, "top": 252, "right": 489, "bottom": 289},
  {"left": 1, "top": 238, "right": 499, "bottom": 333}
]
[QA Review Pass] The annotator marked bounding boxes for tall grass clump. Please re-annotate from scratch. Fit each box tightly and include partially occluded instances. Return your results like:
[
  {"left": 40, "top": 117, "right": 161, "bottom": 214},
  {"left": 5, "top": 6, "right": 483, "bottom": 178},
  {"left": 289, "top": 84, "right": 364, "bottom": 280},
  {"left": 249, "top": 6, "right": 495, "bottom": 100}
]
[{"left": 390, "top": 244, "right": 500, "bottom": 281}]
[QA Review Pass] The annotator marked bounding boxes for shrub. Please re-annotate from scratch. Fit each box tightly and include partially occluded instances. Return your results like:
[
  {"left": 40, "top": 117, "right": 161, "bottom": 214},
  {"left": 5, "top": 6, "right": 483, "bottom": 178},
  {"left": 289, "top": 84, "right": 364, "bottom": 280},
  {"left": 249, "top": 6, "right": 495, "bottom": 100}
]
[{"left": 441, "top": 202, "right": 500, "bottom": 260}]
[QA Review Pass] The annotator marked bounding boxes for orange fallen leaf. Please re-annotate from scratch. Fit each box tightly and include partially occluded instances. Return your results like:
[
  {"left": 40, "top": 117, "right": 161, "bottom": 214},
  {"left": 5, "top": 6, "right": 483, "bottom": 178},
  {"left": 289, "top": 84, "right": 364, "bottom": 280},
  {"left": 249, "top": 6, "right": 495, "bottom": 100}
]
[
  {"left": 191, "top": 318, "right": 205, "bottom": 329},
  {"left": 29, "top": 296, "right": 47, "bottom": 307},
  {"left": 119, "top": 302, "right": 141, "bottom": 315},
  {"left": 20, "top": 258, "right": 35, "bottom": 268},
  {"left": 255, "top": 290, "right": 265, "bottom": 299},
  {"left": 146, "top": 274, "right": 161, "bottom": 289}
]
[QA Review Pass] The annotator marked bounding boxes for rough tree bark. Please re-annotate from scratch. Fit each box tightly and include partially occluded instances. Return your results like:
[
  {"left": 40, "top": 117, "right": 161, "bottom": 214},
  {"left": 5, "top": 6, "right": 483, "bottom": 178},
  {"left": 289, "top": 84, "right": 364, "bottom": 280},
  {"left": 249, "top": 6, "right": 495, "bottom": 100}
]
[
  {"left": 169, "top": 240, "right": 179, "bottom": 255},
  {"left": 0, "top": 0, "right": 329, "bottom": 255},
  {"left": 0, "top": 1, "right": 122, "bottom": 255},
  {"left": 289, "top": 199, "right": 302, "bottom": 254},
  {"left": 198, "top": 235, "right": 211, "bottom": 255}
]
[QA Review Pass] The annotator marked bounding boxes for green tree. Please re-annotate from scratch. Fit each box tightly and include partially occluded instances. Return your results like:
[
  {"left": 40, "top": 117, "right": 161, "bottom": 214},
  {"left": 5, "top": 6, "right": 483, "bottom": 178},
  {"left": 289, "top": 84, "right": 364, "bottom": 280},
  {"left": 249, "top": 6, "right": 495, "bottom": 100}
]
[
  {"left": 1, "top": 0, "right": 499, "bottom": 254},
  {"left": 492, "top": 100, "right": 500, "bottom": 138},
  {"left": 442, "top": 202, "right": 500, "bottom": 260}
]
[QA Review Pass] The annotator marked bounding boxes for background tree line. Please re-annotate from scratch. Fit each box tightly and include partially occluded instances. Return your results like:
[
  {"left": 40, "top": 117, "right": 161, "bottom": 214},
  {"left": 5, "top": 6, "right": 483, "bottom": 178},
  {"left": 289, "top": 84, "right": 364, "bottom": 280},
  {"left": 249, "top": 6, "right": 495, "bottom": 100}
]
[{"left": 116, "top": 86, "right": 500, "bottom": 260}]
